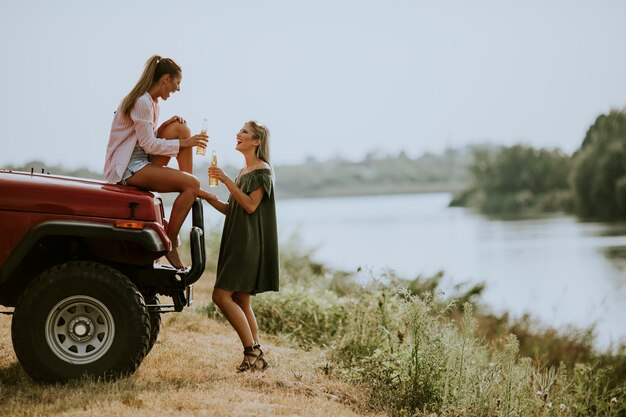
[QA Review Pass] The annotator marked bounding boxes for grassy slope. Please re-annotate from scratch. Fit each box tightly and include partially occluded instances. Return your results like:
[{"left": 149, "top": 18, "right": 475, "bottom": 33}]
[{"left": 0, "top": 274, "right": 382, "bottom": 417}]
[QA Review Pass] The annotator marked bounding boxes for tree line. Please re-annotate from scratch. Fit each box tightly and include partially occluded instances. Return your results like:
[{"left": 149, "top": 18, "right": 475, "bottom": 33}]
[
  {"left": 271, "top": 148, "right": 480, "bottom": 198},
  {"left": 451, "top": 109, "right": 626, "bottom": 220}
]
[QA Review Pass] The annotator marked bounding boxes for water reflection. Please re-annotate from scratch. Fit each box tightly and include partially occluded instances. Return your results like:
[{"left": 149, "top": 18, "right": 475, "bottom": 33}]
[{"left": 602, "top": 246, "right": 626, "bottom": 273}]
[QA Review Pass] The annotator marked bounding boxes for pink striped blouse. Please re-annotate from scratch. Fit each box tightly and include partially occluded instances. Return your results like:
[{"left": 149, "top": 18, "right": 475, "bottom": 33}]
[{"left": 103, "top": 92, "right": 180, "bottom": 183}]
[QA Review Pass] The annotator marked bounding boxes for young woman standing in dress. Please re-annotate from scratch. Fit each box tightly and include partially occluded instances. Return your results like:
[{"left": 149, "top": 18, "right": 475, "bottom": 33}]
[
  {"left": 207, "top": 120, "right": 279, "bottom": 372},
  {"left": 104, "top": 55, "right": 214, "bottom": 269}
]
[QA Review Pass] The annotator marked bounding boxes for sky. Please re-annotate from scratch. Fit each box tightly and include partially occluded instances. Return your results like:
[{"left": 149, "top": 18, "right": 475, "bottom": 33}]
[{"left": 1, "top": 0, "right": 626, "bottom": 172}]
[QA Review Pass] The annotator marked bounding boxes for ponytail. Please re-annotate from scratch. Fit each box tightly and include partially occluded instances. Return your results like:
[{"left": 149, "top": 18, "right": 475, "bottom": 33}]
[{"left": 120, "top": 55, "right": 181, "bottom": 117}]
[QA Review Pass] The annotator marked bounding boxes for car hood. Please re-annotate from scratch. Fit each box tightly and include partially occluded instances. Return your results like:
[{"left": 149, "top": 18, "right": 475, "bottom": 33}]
[{"left": 0, "top": 170, "right": 163, "bottom": 222}]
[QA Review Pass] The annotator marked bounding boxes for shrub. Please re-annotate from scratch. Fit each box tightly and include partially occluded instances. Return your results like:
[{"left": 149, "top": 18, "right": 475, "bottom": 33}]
[{"left": 253, "top": 286, "right": 347, "bottom": 348}]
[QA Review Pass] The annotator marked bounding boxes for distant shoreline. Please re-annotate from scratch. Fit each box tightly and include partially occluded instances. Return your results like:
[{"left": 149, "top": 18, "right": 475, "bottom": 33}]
[{"left": 274, "top": 182, "right": 464, "bottom": 200}]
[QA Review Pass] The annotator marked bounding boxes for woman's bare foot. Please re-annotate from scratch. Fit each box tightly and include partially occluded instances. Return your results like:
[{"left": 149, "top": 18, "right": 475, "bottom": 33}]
[{"left": 165, "top": 248, "right": 186, "bottom": 270}]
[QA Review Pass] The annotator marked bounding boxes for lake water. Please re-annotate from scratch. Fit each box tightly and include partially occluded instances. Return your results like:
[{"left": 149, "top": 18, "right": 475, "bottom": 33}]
[
  {"left": 178, "top": 192, "right": 626, "bottom": 348},
  {"left": 275, "top": 193, "right": 626, "bottom": 349}
]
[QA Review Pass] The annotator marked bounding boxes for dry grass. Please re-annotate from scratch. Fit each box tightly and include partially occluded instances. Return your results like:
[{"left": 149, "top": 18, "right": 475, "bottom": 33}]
[{"left": 0, "top": 273, "right": 383, "bottom": 417}]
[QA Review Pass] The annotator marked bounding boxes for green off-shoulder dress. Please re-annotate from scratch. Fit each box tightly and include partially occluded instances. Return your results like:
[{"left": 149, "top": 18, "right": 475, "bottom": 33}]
[{"left": 214, "top": 169, "right": 279, "bottom": 294}]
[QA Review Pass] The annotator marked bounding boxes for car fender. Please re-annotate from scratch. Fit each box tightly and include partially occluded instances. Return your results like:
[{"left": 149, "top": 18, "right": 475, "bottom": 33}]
[{"left": 0, "top": 220, "right": 166, "bottom": 284}]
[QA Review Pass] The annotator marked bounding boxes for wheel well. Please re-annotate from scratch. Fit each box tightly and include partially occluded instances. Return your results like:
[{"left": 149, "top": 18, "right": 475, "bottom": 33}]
[
  {"left": 0, "top": 236, "right": 83, "bottom": 306},
  {"left": 0, "top": 235, "right": 158, "bottom": 306}
]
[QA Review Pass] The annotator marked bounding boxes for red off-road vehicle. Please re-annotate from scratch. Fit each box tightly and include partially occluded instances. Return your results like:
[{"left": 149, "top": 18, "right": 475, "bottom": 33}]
[{"left": 0, "top": 169, "right": 205, "bottom": 382}]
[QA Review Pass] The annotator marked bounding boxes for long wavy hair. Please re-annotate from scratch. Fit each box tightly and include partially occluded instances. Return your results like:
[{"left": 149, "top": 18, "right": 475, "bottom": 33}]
[
  {"left": 247, "top": 120, "right": 271, "bottom": 164},
  {"left": 120, "top": 55, "right": 181, "bottom": 117}
]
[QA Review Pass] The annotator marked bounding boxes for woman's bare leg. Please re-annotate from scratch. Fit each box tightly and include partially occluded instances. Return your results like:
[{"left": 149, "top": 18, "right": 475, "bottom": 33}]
[
  {"left": 212, "top": 288, "right": 255, "bottom": 347},
  {"left": 232, "top": 292, "right": 259, "bottom": 344},
  {"left": 127, "top": 163, "right": 200, "bottom": 269},
  {"left": 153, "top": 121, "right": 193, "bottom": 173}
]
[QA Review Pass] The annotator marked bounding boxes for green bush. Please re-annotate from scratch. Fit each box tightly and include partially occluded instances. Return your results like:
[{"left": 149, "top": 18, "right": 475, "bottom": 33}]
[
  {"left": 571, "top": 110, "right": 626, "bottom": 220},
  {"left": 452, "top": 145, "right": 574, "bottom": 216},
  {"left": 334, "top": 287, "right": 626, "bottom": 416},
  {"left": 253, "top": 286, "right": 347, "bottom": 348}
]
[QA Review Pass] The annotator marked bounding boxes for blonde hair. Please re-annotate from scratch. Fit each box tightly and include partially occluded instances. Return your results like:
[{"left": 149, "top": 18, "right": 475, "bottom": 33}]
[
  {"left": 246, "top": 120, "right": 271, "bottom": 164},
  {"left": 120, "top": 55, "right": 181, "bottom": 117}
]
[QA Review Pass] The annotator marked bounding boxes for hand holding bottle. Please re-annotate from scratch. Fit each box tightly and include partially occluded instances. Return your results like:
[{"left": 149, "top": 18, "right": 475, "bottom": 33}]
[
  {"left": 179, "top": 132, "right": 208, "bottom": 149},
  {"left": 209, "top": 151, "right": 219, "bottom": 187},
  {"left": 208, "top": 158, "right": 232, "bottom": 187}
]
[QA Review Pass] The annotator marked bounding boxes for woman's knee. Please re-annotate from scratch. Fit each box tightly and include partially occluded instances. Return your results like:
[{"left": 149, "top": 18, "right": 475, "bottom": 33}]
[
  {"left": 185, "top": 175, "right": 200, "bottom": 193},
  {"left": 160, "top": 121, "right": 190, "bottom": 139},
  {"left": 232, "top": 292, "right": 249, "bottom": 307},
  {"left": 177, "top": 122, "right": 191, "bottom": 138},
  {"left": 212, "top": 290, "right": 224, "bottom": 306},
  {"left": 212, "top": 288, "right": 230, "bottom": 306},
  {"left": 174, "top": 171, "right": 200, "bottom": 193}
]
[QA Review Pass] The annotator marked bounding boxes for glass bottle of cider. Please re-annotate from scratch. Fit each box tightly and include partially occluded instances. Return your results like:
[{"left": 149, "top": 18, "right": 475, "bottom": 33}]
[
  {"left": 209, "top": 150, "right": 218, "bottom": 187},
  {"left": 196, "top": 118, "right": 208, "bottom": 155}
]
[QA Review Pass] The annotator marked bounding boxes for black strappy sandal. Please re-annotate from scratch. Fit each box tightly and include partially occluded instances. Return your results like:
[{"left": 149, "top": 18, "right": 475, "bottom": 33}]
[
  {"left": 237, "top": 346, "right": 262, "bottom": 373},
  {"left": 236, "top": 345, "right": 269, "bottom": 372},
  {"left": 252, "top": 343, "right": 269, "bottom": 371}
]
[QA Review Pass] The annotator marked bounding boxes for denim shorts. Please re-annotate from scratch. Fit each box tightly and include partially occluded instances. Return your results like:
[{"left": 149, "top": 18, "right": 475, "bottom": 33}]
[{"left": 119, "top": 145, "right": 150, "bottom": 185}]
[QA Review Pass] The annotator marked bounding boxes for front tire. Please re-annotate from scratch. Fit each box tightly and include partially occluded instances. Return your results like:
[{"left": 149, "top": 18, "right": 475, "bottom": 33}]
[{"left": 12, "top": 261, "right": 151, "bottom": 383}]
